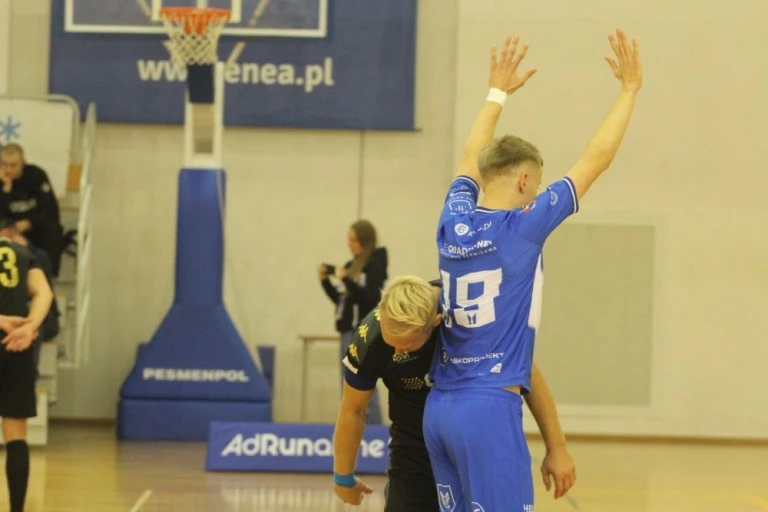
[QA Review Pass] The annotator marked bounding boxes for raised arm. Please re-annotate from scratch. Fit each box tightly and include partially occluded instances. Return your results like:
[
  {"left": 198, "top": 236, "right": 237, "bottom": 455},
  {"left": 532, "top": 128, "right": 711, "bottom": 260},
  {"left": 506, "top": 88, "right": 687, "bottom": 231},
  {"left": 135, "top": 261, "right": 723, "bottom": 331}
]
[
  {"left": 524, "top": 362, "right": 576, "bottom": 500},
  {"left": 455, "top": 35, "right": 538, "bottom": 184},
  {"left": 567, "top": 28, "right": 643, "bottom": 200}
]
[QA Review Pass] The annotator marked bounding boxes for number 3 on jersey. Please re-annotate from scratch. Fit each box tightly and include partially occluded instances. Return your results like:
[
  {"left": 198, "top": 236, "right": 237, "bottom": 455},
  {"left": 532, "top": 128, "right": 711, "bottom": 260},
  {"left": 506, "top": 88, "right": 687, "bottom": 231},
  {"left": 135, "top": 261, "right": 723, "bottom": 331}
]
[
  {"left": 440, "top": 269, "right": 501, "bottom": 328},
  {"left": 0, "top": 247, "right": 19, "bottom": 288}
]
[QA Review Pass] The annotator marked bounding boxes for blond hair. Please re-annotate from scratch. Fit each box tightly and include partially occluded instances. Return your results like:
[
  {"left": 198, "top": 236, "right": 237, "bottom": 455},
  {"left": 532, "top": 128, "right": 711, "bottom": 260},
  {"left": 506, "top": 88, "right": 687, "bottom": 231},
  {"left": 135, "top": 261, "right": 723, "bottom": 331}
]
[
  {"left": 478, "top": 134, "right": 542, "bottom": 183},
  {"left": 0, "top": 143, "right": 24, "bottom": 158},
  {"left": 379, "top": 275, "right": 438, "bottom": 336}
]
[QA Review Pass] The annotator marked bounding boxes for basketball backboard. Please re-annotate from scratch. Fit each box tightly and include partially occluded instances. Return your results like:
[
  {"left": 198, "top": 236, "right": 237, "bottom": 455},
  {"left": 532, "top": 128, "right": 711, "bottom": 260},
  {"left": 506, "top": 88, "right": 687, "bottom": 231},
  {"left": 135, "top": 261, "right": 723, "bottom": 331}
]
[{"left": 64, "top": 0, "right": 327, "bottom": 38}]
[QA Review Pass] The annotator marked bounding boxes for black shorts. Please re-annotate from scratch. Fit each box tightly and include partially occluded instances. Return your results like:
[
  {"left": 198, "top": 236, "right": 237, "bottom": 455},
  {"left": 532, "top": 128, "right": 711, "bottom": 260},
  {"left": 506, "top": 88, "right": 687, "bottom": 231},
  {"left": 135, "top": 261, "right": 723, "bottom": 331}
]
[
  {"left": 385, "top": 445, "right": 438, "bottom": 512},
  {"left": 0, "top": 347, "right": 37, "bottom": 419}
]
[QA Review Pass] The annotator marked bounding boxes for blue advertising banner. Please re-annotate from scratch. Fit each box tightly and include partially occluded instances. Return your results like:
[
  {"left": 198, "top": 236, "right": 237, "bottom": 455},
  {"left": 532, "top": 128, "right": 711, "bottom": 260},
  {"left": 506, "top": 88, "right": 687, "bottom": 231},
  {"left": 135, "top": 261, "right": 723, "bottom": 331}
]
[
  {"left": 205, "top": 422, "right": 390, "bottom": 474},
  {"left": 49, "top": 0, "right": 416, "bottom": 130}
]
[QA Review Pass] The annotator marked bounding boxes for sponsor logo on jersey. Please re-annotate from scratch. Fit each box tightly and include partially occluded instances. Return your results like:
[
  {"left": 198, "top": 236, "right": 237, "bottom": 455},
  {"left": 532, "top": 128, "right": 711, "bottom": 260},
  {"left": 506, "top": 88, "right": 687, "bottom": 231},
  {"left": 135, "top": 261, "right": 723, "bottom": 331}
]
[
  {"left": 447, "top": 187, "right": 475, "bottom": 214},
  {"left": 221, "top": 433, "right": 386, "bottom": 459},
  {"left": 392, "top": 352, "right": 420, "bottom": 363},
  {"left": 471, "top": 502, "right": 486, "bottom": 512},
  {"left": 521, "top": 200, "right": 537, "bottom": 213},
  {"left": 458, "top": 221, "right": 494, "bottom": 238},
  {"left": 455, "top": 223, "right": 470, "bottom": 236},
  {"left": 549, "top": 190, "right": 559, "bottom": 206},
  {"left": 8, "top": 199, "right": 37, "bottom": 214},
  {"left": 447, "top": 352, "right": 504, "bottom": 365},
  {"left": 348, "top": 343, "right": 359, "bottom": 362},
  {"left": 142, "top": 368, "right": 249, "bottom": 382},
  {"left": 441, "top": 240, "right": 496, "bottom": 259},
  {"left": 437, "top": 484, "right": 456, "bottom": 512},
  {"left": 357, "top": 323, "right": 369, "bottom": 343}
]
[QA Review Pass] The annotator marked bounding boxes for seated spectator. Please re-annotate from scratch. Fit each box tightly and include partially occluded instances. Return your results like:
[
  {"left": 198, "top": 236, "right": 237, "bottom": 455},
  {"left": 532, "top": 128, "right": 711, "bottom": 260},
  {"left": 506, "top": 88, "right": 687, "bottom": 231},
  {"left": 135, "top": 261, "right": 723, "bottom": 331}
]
[{"left": 0, "top": 143, "right": 64, "bottom": 277}]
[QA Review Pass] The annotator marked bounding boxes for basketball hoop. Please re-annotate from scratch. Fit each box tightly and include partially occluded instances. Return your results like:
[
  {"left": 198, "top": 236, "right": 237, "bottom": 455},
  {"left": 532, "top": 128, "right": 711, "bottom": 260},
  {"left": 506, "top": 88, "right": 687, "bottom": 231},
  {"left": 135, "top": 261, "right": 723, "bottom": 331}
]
[
  {"left": 159, "top": 6, "right": 231, "bottom": 167},
  {"left": 159, "top": 7, "right": 230, "bottom": 66}
]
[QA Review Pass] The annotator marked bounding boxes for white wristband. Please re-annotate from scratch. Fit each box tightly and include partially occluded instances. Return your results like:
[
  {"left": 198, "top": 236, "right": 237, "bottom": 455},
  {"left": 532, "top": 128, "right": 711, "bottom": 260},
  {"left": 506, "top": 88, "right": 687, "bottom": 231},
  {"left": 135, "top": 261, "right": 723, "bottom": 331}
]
[{"left": 486, "top": 88, "right": 508, "bottom": 106}]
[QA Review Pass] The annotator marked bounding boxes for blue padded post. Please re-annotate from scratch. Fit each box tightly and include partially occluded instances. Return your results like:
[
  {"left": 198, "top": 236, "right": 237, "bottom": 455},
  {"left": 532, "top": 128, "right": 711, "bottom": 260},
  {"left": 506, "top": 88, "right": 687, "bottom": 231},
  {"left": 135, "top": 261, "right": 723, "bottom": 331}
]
[
  {"left": 257, "top": 346, "right": 275, "bottom": 391},
  {"left": 118, "top": 169, "right": 272, "bottom": 440},
  {"left": 175, "top": 168, "right": 224, "bottom": 305}
]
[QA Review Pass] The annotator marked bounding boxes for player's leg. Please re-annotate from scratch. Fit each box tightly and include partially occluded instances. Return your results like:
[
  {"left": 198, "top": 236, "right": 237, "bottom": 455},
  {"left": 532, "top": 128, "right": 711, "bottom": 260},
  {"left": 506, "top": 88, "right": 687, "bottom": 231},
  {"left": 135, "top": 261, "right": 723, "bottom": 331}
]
[
  {"left": 444, "top": 388, "right": 533, "bottom": 511},
  {"left": 0, "top": 349, "right": 37, "bottom": 512},
  {"left": 2, "top": 419, "right": 29, "bottom": 512},
  {"left": 384, "top": 445, "right": 439, "bottom": 512},
  {"left": 423, "top": 389, "right": 468, "bottom": 512}
]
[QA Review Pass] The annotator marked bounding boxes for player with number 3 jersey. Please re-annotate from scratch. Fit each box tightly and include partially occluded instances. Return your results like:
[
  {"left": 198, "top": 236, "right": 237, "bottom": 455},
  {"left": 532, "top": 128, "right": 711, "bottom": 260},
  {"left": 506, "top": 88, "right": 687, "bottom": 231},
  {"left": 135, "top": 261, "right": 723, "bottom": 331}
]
[{"left": 425, "top": 30, "right": 643, "bottom": 511}]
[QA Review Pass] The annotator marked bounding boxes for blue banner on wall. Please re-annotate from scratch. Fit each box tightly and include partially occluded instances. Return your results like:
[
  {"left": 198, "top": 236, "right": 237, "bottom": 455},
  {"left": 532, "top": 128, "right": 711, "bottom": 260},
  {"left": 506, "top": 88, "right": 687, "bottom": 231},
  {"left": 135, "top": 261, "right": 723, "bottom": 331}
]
[
  {"left": 49, "top": 0, "right": 416, "bottom": 130},
  {"left": 206, "top": 422, "right": 390, "bottom": 473}
]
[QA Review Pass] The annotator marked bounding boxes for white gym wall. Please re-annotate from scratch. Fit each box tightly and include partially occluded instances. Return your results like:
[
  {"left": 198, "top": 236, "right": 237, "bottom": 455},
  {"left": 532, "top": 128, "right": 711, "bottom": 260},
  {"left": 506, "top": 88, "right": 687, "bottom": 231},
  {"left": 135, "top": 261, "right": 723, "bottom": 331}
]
[
  {"left": 0, "top": 0, "right": 9, "bottom": 95},
  {"left": 454, "top": 0, "right": 768, "bottom": 439},
  {"left": 9, "top": 0, "right": 768, "bottom": 441}
]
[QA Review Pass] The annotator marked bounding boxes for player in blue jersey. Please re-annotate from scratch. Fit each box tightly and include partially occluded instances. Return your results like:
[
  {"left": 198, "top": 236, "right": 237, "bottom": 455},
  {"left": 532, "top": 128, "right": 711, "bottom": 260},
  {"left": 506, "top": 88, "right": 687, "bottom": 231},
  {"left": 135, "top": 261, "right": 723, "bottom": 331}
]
[{"left": 424, "top": 29, "right": 643, "bottom": 511}]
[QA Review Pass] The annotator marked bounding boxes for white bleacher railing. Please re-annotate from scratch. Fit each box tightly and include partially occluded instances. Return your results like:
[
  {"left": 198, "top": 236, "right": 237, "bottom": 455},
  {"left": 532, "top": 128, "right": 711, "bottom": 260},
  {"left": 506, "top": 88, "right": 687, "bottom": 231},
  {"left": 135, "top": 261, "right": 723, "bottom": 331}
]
[
  {"left": 0, "top": 93, "right": 95, "bottom": 370},
  {"left": 68, "top": 102, "right": 96, "bottom": 367}
]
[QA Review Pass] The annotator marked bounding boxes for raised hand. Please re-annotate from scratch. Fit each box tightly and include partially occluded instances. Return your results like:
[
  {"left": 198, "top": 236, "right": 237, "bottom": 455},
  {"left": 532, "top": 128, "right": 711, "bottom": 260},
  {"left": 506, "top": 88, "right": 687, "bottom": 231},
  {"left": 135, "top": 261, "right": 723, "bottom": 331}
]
[
  {"left": 605, "top": 28, "right": 643, "bottom": 92},
  {"left": 489, "top": 35, "right": 538, "bottom": 94}
]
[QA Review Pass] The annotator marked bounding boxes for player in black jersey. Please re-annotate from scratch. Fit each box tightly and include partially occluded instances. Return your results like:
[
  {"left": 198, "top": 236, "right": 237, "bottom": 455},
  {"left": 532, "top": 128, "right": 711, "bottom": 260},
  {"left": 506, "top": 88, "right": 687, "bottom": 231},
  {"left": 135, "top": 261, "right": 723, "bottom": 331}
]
[
  {"left": 0, "top": 236, "right": 54, "bottom": 512},
  {"left": 332, "top": 276, "right": 575, "bottom": 511}
]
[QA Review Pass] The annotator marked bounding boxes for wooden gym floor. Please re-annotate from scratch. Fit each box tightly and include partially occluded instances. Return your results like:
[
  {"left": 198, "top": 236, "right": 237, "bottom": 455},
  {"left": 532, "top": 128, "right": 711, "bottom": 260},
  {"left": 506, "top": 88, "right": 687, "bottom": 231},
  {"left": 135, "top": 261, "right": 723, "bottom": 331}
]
[{"left": 6, "top": 423, "right": 768, "bottom": 511}]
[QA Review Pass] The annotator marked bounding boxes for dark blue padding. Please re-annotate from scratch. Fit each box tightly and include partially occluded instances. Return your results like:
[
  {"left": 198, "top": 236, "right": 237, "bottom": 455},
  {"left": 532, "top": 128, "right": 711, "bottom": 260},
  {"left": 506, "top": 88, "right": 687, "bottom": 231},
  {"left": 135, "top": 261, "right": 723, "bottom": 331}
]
[
  {"left": 257, "top": 346, "right": 275, "bottom": 390},
  {"left": 117, "top": 398, "right": 272, "bottom": 441},
  {"left": 119, "top": 169, "right": 271, "bottom": 403},
  {"left": 121, "top": 305, "right": 271, "bottom": 401},
  {"left": 186, "top": 64, "right": 215, "bottom": 104}
]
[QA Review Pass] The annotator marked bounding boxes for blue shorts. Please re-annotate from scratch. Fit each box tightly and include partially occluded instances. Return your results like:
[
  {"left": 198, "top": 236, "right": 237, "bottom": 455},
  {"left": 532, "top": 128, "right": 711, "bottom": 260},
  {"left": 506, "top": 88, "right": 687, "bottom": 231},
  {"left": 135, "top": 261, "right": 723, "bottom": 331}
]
[{"left": 423, "top": 388, "right": 533, "bottom": 512}]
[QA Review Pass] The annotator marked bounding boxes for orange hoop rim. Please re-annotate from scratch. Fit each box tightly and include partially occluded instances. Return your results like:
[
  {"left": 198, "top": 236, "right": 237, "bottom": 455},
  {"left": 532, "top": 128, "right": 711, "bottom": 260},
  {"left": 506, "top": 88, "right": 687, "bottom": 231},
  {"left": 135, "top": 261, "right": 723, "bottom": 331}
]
[{"left": 159, "top": 7, "right": 231, "bottom": 34}]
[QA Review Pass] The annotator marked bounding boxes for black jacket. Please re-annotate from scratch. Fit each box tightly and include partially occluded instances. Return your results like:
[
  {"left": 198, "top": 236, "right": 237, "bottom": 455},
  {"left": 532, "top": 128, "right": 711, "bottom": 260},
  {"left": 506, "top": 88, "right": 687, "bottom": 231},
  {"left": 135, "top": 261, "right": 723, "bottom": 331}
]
[
  {"left": 321, "top": 247, "right": 388, "bottom": 332},
  {"left": 0, "top": 164, "right": 61, "bottom": 229}
]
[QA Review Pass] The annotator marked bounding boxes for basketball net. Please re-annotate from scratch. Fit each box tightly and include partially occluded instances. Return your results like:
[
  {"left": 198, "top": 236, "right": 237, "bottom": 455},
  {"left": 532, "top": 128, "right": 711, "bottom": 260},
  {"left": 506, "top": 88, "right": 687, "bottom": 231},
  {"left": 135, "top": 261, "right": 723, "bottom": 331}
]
[{"left": 159, "top": 7, "right": 230, "bottom": 68}]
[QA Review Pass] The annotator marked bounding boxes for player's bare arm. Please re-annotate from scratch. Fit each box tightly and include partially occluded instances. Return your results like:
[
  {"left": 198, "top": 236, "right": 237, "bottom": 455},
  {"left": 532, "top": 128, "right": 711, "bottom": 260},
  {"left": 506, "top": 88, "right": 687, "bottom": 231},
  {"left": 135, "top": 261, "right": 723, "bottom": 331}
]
[
  {"left": 567, "top": 28, "right": 643, "bottom": 200},
  {"left": 332, "top": 382, "right": 375, "bottom": 505},
  {"left": 455, "top": 34, "right": 538, "bottom": 183},
  {"left": 525, "top": 363, "right": 576, "bottom": 500},
  {"left": 2, "top": 269, "right": 52, "bottom": 352},
  {"left": 0, "top": 316, "right": 29, "bottom": 334}
]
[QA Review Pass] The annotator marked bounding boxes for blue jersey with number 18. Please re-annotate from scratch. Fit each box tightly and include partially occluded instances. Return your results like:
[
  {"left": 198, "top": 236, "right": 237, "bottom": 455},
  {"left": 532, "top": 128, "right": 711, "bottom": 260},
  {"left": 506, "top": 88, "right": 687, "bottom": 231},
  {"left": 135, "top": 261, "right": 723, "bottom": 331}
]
[{"left": 430, "top": 175, "right": 579, "bottom": 392}]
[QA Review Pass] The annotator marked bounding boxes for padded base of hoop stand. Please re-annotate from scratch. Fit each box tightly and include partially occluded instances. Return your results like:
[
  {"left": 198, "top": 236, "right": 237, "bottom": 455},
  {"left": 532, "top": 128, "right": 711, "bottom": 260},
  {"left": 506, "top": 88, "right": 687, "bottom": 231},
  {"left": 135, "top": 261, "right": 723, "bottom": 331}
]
[
  {"left": 117, "top": 399, "right": 272, "bottom": 441},
  {"left": 187, "top": 64, "right": 215, "bottom": 104},
  {"left": 118, "top": 170, "right": 272, "bottom": 441}
]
